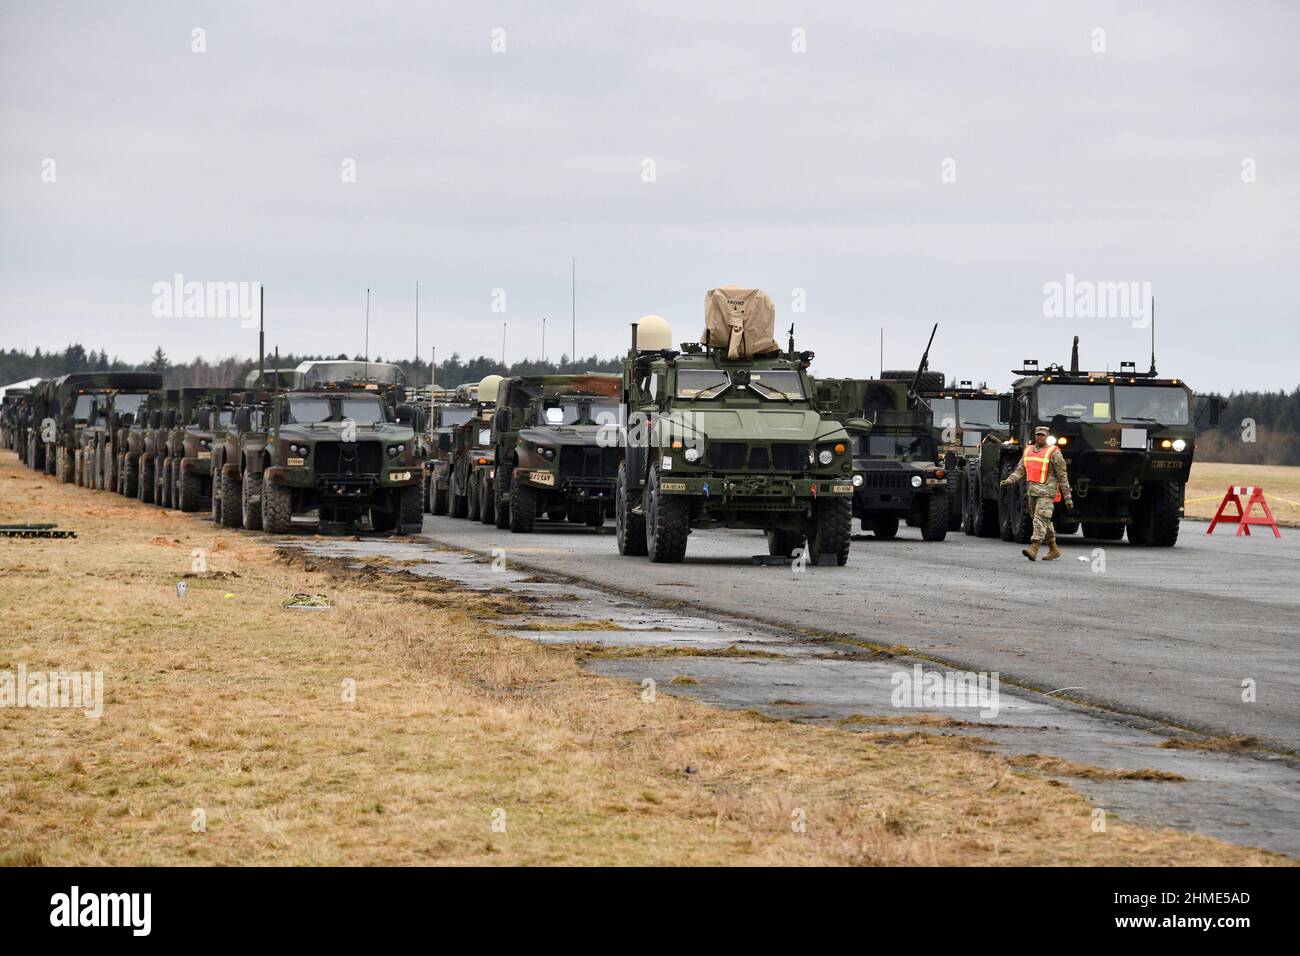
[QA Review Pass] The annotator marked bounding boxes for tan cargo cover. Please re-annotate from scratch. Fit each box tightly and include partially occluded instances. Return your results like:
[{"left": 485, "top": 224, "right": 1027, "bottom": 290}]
[{"left": 700, "top": 286, "right": 781, "bottom": 360}]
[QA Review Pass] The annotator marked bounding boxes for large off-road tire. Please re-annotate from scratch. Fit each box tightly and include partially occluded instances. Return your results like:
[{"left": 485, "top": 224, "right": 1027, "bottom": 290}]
[
  {"left": 881, "top": 369, "right": 946, "bottom": 392},
  {"left": 766, "top": 528, "right": 805, "bottom": 557},
  {"left": 241, "top": 472, "right": 263, "bottom": 530},
  {"left": 466, "top": 474, "right": 482, "bottom": 521},
  {"left": 220, "top": 472, "right": 242, "bottom": 528},
  {"left": 946, "top": 473, "right": 964, "bottom": 531},
  {"left": 509, "top": 483, "right": 537, "bottom": 533},
  {"left": 58, "top": 448, "right": 74, "bottom": 484},
  {"left": 74, "top": 448, "right": 84, "bottom": 486},
  {"left": 998, "top": 464, "right": 1032, "bottom": 543},
  {"left": 1128, "top": 482, "right": 1182, "bottom": 547},
  {"left": 1052, "top": 514, "right": 1080, "bottom": 536},
  {"left": 870, "top": 515, "right": 899, "bottom": 539},
  {"left": 585, "top": 509, "right": 605, "bottom": 529},
  {"left": 479, "top": 477, "right": 496, "bottom": 525},
  {"left": 422, "top": 475, "right": 431, "bottom": 513},
  {"left": 1084, "top": 522, "right": 1125, "bottom": 541},
  {"left": 920, "top": 492, "right": 949, "bottom": 542},
  {"left": 177, "top": 469, "right": 202, "bottom": 512},
  {"left": 261, "top": 473, "right": 293, "bottom": 533},
  {"left": 808, "top": 496, "right": 852, "bottom": 566},
  {"left": 158, "top": 458, "right": 172, "bottom": 508},
  {"left": 450, "top": 484, "right": 469, "bottom": 518},
  {"left": 431, "top": 479, "right": 449, "bottom": 516},
  {"left": 139, "top": 458, "right": 155, "bottom": 503},
  {"left": 129, "top": 456, "right": 139, "bottom": 496},
  {"left": 615, "top": 460, "right": 647, "bottom": 556},
  {"left": 211, "top": 471, "right": 222, "bottom": 522},
  {"left": 645, "top": 466, "right": 689, "bottom": 563},
  {"left": 494, "top": 468, "right": 511, "bottom": 529},
  {"left": 398, "top": 485, "right": 423, "bottom": 534},
  {"left": 968, "top": 464, "right": 999, "bottom": 538}
]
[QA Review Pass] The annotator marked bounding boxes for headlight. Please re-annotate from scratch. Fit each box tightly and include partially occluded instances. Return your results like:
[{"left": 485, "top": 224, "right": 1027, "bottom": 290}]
[
  {"left": 1055, "top": 436, "right": 1067, "bottom": 447},
  {"left": 818, "top": 449, "right": 834, "bottom": 465},
  {"left": 387, "top": 444, "right": 401, "bottom": 458},
  {"left": 1045, "top": 435, "right": 1058, "bottom": 446},
  {"left": 683, "top": 447, "right": 701, "bottom": 463},
  {"left": 537, "top": 445, "right": 555, "bottom": 460},
  {"left": 910, "top": 475, "right": 923, "bottom": 488},
  {"left": 1172, "top": 438, "right": 1186, "bottom": 452},
  {"left": 852, "top": 474, "right": 863, "bottom": 487}
]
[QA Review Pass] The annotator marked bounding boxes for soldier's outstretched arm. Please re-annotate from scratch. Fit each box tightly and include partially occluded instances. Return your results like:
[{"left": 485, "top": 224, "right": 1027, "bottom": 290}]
[{"left": 1002, "top": 457, "right": 1026, "bottom": 486}]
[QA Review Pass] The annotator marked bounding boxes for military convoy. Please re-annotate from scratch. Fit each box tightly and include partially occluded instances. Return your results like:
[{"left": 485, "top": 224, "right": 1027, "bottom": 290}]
[{"left": 5, "top": 288, "right": 1227, "bottom": 562}]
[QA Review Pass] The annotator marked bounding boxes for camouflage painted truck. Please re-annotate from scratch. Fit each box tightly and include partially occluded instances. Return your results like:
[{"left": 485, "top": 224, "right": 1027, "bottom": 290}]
[
  {"left": 238, "top": 361, "right": 423, "bottom": 534},
  {"left": 913, "top": 381, "right": 1007, "bottom": 532},
  {"left": 813, "top": 377, "right": 950, "bottom": 541},
  {"left": 490, "top": 372, "right": 622, "bottom": 533},
  {"left": 444, "top": 376, "right": 500, "bottom": 522},
  {"left": 36, "top": 373, "right": 159, "bottom": 486},
  {"left": 79, "top": 374, "right": 163, "bottom": 492},
  {"left": 987, "top": 338, "right": 1223, "bottom": 547},
  {"left": 209, "top": 390, "right": 270, "bottom": 528},
  {"left": 116, "top": 389, "right": 176, "bottom": 501},
  {"left": 168, "top": 387, "right": 238, "bottom": 511},
  {"left": 27, "top": 379, "right": 57, "bottom": 475},
  {"left": 425, "top": 384, "right": 480, "bottom": 515},
  {"left": 615, "top": 289, "right": 856, "bottom": 565}
]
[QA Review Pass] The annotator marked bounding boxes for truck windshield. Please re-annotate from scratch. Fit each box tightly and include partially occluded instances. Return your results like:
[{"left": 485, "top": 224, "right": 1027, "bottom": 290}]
[
  {"left": 542, "top": 398, "right": 619, "bottom": 426},
  {"left": 440, "top": 407, "right": 472, "bottom": 426},
  {"left": 1114, "top": 386, "right": 1189, "bottom": 425},
  {"left": 861, "top": 433, "right": 933, "bottom": 461},
  {"left": 285, "top": 396, "right": 388, "bottom": 424},
  {"left": 748, "top": 371, "right": 805, "bottom": 400},
  {"left": 1037, "top": 385, "right": 1111, "bottom": 423},
  {"left": 114, "top": 393, "right": 148, "bottom": 416},
  {"left": 676, "top": 370, "right": 731, "bottom": 399},
  {"left": 956, "top": 399, "right": 1002, "bottom": 428}
]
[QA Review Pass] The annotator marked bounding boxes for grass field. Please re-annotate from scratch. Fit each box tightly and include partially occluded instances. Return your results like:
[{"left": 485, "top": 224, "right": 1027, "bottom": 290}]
[
  {"left": 0, "top": 452, "right": 1288, "bottom": 866},
  {"left": 1187, "top": 462, "right": 1300, "bottom": 526}
]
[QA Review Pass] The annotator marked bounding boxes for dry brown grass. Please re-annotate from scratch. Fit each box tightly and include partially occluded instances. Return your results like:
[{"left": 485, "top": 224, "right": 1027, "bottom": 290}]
[
  {"left": 1007, "top": 754, "right": 1186, "bottom": 783},
  {"left": 0, "top": 452, "right": 1288, "bottom": 866},
  {"left": 1186, "top": 462, "right": 1300, "bottom": 525}
]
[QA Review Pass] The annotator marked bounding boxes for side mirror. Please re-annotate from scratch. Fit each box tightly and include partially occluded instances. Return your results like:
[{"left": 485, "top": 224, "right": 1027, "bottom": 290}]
[
  {"left": 437, "top": 433, "right": 452, "bottom": 452},
  {"left": 997, "top": 395, "right": 1012, "bottom": 425},
  {"left": 495, "top": 408, "right": 510, "bottom": 434},
  {"left": 395, "top": 403, "right": 414, "bottom": 425},
  {"left": 196, "top": 408, "right": 212, "bottom": 431},
  {"left": 844, "top": 417, "right": 872, "bottom": 435},
  {"left": 235, "top": 407, "right": 252, "bottom": 431}
]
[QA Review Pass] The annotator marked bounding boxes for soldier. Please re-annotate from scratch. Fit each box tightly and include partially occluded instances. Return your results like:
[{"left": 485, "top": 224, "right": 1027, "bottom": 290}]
[{"left": 1000, "top": 425, "right": 1073, "bottom": 561}]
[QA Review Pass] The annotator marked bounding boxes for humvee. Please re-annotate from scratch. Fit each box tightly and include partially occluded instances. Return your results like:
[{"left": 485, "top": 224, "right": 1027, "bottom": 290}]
[
  {"left": 241, "top": 361, "right": 422, "bottom": 534},
  {"left": 615, "top": 289, "right": 855, "bottom": 564},
  {"left": 813, "top": 377, "right": 949, "bottom": 541},
  {"left": 990, "top": 337, "right": 1223, "bottom": 547},
  {"left": 489, "top": 372, "right": 622, "bottom": 533}
]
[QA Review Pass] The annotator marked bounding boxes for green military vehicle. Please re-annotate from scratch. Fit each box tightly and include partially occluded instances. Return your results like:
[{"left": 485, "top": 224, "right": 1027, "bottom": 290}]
[
  {"left": 490, "top": 372, "right": 622, "bottom": 533},
  {"left": 116, "top": 389, "right": 173, "bottom": 501},
  {"left": 34, "top": 373, "right": 155, "bottom": 486},
  {"left": 27, "top": 379, "right": 59, "bottom": 475},
  {"left": 146, "top": 391, "right": 186, "bottom": 507},
  {"left": 614, "top": 290, "right": 856, "bottom": 565},
  {"left": 1, "top": 384, "right": 37, "bottom": 463},
  {"left": 989, "top": 337, "right": 1223, "bottom": 547},
  {"left": 916, "top": 381, "right": 1007, "bottom": 532},
  {"left": 168, "top": 387, "right": 238, "bottom": 511},
  {"left": 813, "top": 377, "right": 949, "bottom": 541},
  {"left": 425, "top": 384, "right": 481, "bottom": 516},
  {"left": 240, "top": 361, "right": 422, "bottom": 534},
  {"left": 79, "top": 374, "right": 163, "bottom": 492},
  {"left": 441, "top": 376, "right": 499, "bottom": 522},
  {"left": 209, "top": 391, "right": 270, "bottom": 528}
]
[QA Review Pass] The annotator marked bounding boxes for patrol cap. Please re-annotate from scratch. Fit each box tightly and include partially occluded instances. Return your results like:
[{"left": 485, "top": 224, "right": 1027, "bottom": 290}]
[{"left": 1033, "top": 426, "right": 1050, "bottom": 436}]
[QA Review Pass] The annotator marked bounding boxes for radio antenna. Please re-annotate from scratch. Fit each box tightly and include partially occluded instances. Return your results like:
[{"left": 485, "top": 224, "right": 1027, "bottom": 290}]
[
  {"left": 1149, "top": 296, "right": 1157, "bottom": 375},
  {"left": 364, "top": 287, "right": 371, "bottom": 381}
]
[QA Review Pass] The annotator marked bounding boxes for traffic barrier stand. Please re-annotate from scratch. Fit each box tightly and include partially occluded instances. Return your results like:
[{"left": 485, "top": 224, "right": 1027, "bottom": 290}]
[{"left": 1206, "top": 486, "right": 1281, "bottom": 537}]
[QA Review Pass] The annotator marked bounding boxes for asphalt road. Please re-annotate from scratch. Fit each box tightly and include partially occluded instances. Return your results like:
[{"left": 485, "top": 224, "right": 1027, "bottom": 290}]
[{"left": 417, "top": 514, "right": 1300, "bottom": 753}]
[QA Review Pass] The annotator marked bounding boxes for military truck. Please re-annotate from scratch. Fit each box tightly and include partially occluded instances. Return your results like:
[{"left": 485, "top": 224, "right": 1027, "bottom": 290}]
[
  {"left": 440, "top": 376, "right": 499, "bottom": 521},
  {"left": 77, "top": 375, "right": 163, "bottom": 493},
  {"left": 34, "top": 373, "right": 156, "bottom": 486},
  {"left": 489, "top": 372, "right": 622, "bottom": 533},
  {"left": 168, "top": 387, "right": 238, "bottom": 511},
  {"left": 115, "top": 389, "right": 173, "bottom": 501},
  {"left": 989, "top": 337, "right": 1223, "bottom": 547},
  {"left": 915, "top": 381, "right": 1007, "bottom": 532},
  {"left": 147, "top": 391, "right": 186, "bottom": 507},
  {"left": 27, "top": 379, "right": 57, "bottom": 475},
  {"left": 615, "top": 289, "right": 856, "bottom": 565},
  {"left": 209, "top": 391, "right": 270, "bottom": 528},
  {"left": 239, "top": 361, "right": 422, "bottom": 534},
  {"left": 814, "top": 377, "right": 949, "bottom": 541},
  {"left": 1, "top": 385, "right": 36, "bottom": 463},
  {"left": 425, "top": 385, "right": 480, "bottom": 515}
]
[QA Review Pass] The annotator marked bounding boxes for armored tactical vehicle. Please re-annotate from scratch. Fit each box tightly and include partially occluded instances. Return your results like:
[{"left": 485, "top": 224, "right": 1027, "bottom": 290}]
[
  {"left": 914, "top": 381, "right": 1007, "bottom": 532},
  {"left": 79, "top": 374, "right": 163, "bottom": 492},
  {"left": 615, "top": 289, "right": 855, "bottom": 564},
  {"left": 490, "top": 373, "right": 622, "bottom": 533},
  {"left": 240, "top": 361, "right": 422, "bottom": 534},
  {"left": 210, "top": 391, "right": 270, "bottom": 527},
  {"left": 814, "top": 377, "right": 949, "bottom": 541},
  {"left": 1, "top": 384, "right": 37, "bottom": 464},
  {"left": 167, "top": 387, "right": 238, "bottom": 511},
  {"left": 34, "top": 373, "right": 160, "bottom": 486},
  {"left": 990, "top": 337, "right": 1223, "bottom": 547},
  {"left": 425, "top": 385, "right": 480, "bottom": 515},
  {"left": 441, "top": 376, "right": 499, "bottom": 521}
]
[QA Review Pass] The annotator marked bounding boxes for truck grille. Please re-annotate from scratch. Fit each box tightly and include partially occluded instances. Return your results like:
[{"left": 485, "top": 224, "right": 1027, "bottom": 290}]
[
  {"left": 705, "top": 442, "right": 808, "bottom": 472},
  {"left": 558, "top": 446, "right": 619, "bottom": 480},
  {"left": 314, "top": 441, "right": 382, "bottom": 476},
  {"left": 859, "top": 471, "right": 908, "bottom": 489},
  {"left": 706, "top": 442, "right": 747, "bottom": 470}
]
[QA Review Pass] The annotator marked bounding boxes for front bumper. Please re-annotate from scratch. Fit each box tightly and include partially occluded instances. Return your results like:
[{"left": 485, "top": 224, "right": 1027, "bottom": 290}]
[
  {"left": 513, "top": 466, "right": 615, "bottom": 498},
  {"left": 655, "top": 474, "right": 853, "bottom": 500},
  {"left": 265, "top": 465, "right": 419, "bottom": 490}
]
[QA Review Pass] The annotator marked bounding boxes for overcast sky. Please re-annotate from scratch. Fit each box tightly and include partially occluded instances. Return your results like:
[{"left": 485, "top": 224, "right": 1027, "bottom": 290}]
[{"left": 1, "top": 1, "right": 1296, "bottom": 392}]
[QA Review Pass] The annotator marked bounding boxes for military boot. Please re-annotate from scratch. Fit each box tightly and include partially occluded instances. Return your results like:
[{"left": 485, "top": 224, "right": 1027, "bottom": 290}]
[
  {"left": 1021, "top": 542, "right": 1040, "bottom": 561},
  {"left": 1042, "top": 540, "right": 1062, "bottom": 561}
]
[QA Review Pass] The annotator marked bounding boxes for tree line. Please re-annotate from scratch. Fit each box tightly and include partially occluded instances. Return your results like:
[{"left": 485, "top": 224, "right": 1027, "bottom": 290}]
[{"left": 2, "top": 345, "right": 1297, "bottom": 464}]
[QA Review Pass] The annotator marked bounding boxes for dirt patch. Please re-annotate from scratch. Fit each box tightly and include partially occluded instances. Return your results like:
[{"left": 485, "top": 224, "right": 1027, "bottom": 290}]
[
  {"left": 1159, "top": 735, "right": 1260, "bottom": 752},
  {"left": 1008, "top": 754, "right": 1186, "bottom": 782}
]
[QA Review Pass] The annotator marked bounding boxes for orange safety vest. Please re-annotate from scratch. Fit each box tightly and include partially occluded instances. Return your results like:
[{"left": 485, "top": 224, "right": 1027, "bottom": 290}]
[{"left": 1023, "top": 445, "right": 1061, "bottom": 502}]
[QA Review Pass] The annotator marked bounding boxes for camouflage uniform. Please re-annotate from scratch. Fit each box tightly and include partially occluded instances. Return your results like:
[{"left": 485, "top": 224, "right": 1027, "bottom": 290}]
[{"left": 1006, "top": 443, "right": 1072, "bottom": 544}]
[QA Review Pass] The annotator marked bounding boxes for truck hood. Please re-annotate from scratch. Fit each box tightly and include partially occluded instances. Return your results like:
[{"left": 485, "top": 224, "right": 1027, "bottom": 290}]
[
  {"left": 660, "top": 408, "right": 846, "bottom": 444},
  {"left": 519, "top": 425, "right": 606, "bottom": 446},
  {"left": 279, "top": 422, "right": 414, "bottom": 441}
]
